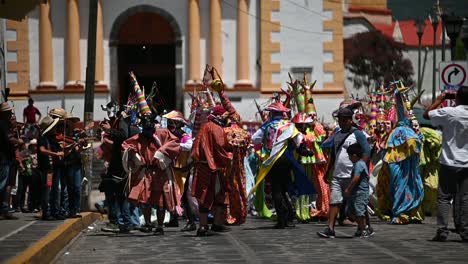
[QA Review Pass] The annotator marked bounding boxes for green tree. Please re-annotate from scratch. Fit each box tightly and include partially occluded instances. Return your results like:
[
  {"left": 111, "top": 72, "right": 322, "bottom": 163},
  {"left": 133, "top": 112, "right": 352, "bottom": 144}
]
[{"left": 344, "top": 30, "right": 414, "bottom": 90}]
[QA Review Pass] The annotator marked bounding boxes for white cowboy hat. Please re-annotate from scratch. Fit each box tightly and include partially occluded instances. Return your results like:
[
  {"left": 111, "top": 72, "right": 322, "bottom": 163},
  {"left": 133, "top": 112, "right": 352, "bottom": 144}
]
[{"left": 39, "top": 116, "right": 60, "bottom": 135}]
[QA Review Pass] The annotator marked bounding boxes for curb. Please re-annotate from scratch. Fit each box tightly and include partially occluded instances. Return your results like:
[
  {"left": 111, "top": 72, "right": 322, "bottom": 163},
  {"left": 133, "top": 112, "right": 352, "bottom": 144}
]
[{"left": 6, "top": 212, "right": 101, "bottom": 264}]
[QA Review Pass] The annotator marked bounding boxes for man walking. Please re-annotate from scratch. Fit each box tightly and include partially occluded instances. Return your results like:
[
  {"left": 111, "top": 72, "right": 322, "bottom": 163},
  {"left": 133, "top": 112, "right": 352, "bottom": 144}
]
[
  {"left": 424, "top": 87, "right": 468, "bottom": 242},
  {"left": 317, "top": 107, "right": 370, "bottom": 238}
]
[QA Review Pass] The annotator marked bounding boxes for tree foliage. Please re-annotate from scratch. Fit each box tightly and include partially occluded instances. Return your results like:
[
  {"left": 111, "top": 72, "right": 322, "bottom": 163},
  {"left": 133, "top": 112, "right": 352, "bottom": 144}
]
[{"left": 344, "top": 30, "right": 414, "bottom": 90}]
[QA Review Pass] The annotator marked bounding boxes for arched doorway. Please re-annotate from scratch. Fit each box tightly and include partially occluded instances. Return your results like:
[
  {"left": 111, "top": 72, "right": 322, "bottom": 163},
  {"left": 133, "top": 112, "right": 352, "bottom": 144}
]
[{"left": 109, "top": 6, "right": 182, "bottom": 113}]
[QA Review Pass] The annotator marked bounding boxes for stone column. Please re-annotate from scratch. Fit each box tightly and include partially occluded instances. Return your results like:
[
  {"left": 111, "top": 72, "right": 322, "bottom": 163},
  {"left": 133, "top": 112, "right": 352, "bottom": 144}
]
[
  {"left": 187, "top": 0, "right": 201, "bottom": 83},
  {"left": 235, "top": 0, "right": 252, "bottom": 88},
  {"left": 38, "top": 0, "right": 56, "bottom": 89},
  {"left": 95, "top": 0, "right": 106, "bottom": 89},
  {"left": 65, "top": 0, "right": 81, "bottom": 88},
  {"left": 209, "top": 0, "right": 222, "bottom": 76}
]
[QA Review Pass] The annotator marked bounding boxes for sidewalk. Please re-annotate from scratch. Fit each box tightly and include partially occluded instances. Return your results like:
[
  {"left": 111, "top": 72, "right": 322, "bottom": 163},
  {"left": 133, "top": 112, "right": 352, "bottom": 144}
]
[{"left": 0, "top": 212, "right": 100, "bottom": 264}]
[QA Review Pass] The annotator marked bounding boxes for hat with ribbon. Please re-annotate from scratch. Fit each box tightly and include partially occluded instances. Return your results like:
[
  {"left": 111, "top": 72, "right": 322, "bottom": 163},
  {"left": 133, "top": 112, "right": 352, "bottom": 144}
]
[{"left": 39, "top": 116, "right": 60, "bottom": 135}]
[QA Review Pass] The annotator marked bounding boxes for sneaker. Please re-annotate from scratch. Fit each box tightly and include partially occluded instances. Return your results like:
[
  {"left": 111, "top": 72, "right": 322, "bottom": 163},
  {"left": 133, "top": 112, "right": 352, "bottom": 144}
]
[
  {"left": 181, "top": 222, "right": 197, "bottom": 232},
  {"left": 354, "top": 230, "right": 363, "bottom": 237},
  {"left": 153, "top": 226, "right": 164, "bottom": 235},
  {"left": 139, "top": 224, "right": 154, "bottom": 233},
  {"left": 67, "top": 213, "right": 82, "bottom": 219},
  {"left": 366, "top": 226, "right": 375, "bottom": 237},
  {"left": 360, "top": 230, "right": 371, "bottom": 238},
  {"left": 317, "top": 227, "right": 336, "bottom": 238},
  {"left": 118, "top": 226, "right": 131, "bottom": 234},
  {"left": 196, "top": 226, "right": 212, "bottom": 237},
  {"left": 101, "top": 223, "right": 119, "bottom": 233},
  {"left": 211, "top": 224, "right": 231, "bottom": 232},
  {"left": 432, "top": 231, "right": 448, "bottom": 242}
]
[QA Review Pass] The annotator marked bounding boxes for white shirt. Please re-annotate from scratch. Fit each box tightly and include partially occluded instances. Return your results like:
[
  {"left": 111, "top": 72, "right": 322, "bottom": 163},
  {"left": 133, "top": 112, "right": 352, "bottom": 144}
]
[
  {"left": 429, "top": 105, "right": 468, "bottom": 168},
  {"left": 333, "top": 133, "right": 358, "bottom": 178}
]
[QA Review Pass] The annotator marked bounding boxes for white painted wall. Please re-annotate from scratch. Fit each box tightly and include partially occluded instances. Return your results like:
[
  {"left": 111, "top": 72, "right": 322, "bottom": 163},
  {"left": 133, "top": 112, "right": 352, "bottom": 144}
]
[
  {"left": 23, "top": 0, "right": 342, "bottom": 123},
  {"left": 273, "top": 0, "right": 332, "bottom": 91}
]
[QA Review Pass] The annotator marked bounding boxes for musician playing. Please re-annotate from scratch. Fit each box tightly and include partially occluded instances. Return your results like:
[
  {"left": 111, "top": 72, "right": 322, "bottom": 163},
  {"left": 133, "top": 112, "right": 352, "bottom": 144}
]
[
  {"left": 62, "top": 113, "right": 86, "bottom": 218},
  {"left": 37, "top": 116, "right": 63, "bottom": 220}
]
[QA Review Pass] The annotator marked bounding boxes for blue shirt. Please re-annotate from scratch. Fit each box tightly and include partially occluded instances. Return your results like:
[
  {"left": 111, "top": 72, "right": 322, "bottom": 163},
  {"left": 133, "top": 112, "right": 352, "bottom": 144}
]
[{"left": 351, "top": 160, "right": 369, "bottom": 195}]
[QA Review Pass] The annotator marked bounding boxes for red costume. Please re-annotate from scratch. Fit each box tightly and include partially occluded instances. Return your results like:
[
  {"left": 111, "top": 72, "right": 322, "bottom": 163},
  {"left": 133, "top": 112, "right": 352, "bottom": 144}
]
[
  {"left": 191, "top": 121, "right": 232, "bottom": 210},
  {"left": 122, "top": 129, "right": 181, "bottom": 212}
]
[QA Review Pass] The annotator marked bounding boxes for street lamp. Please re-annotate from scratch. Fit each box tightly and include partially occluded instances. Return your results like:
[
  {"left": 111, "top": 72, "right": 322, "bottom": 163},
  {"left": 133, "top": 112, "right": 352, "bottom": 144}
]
[
  {"left": 415, "top": 18, "right": 426, "bottom": 95},
  {"left": 444, "top": 13, "right": 464, "bottom": 60},
  {"left": 429, "top": 13, "right": 439, "bottom": 103}
]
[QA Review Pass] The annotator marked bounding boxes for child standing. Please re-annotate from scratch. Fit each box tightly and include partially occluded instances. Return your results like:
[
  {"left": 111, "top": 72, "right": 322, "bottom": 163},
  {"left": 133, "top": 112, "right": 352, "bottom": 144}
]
[{"left": 344, "top": 143, "right": 374, "bottom": 238}]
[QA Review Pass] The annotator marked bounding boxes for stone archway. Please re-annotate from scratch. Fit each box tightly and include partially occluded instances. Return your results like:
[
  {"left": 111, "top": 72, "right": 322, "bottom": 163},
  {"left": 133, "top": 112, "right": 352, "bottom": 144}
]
[{"left": 109, "top": 5, "right": 183, "bottom": 112}]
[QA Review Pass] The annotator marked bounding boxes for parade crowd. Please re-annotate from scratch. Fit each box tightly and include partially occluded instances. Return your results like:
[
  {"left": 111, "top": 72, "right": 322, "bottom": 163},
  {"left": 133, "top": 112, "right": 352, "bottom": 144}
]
[{"left": 1, "top": 65, "right": 467, "bottom": 242}]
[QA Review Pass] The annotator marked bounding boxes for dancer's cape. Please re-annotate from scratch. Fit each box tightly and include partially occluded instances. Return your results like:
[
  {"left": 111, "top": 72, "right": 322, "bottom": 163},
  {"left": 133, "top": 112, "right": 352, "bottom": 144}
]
[{"left": 248, "top": 119, "right": 314, "bottom": 197}]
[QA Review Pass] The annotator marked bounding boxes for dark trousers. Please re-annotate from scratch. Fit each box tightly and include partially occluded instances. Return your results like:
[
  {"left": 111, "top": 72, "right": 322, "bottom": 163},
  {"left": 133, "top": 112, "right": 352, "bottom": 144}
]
[
  {"left": 30, "top": 170, "right": 42, "bottom": 210},
  {"left": 182, "top": 172, "right": 196, "bottom": 223},
  {"left": 66, "top": 164, "right": 82, "bottom": 215},
  {"left": 50, "top": 167, "right": 68, "bottom": 216},
  {"left": 39, "top": 170, "right": 51, "bottom": 217},
  {"left": 104, "top": 179, "right": 130, "bottom": 229},
  {"left": 0, "top": 163, "right": 11, "bottom": 214},
  {"left": 17, "top": 173, "right": 32, "bottom": 210},
  {"left": 437, "top": 164, "right": 468, "bottom": 240},
  {"left": 269, "top": 154, "right": 295, "bottom": 227}
]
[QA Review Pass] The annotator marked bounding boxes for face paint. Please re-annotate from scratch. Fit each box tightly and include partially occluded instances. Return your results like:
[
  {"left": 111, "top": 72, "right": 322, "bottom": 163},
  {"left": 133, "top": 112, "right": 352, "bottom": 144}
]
[
  {"left": 411, "top": 119, "right": 420, "bottom": 134},
  {"left": 384, "top": 120, "right": 392, "bottom": 133}
]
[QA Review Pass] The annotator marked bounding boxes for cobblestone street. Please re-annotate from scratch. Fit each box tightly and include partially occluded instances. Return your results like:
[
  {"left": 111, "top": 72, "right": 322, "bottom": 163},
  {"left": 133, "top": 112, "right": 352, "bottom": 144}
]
[{"left": 55, "top": 217, "right": 468, "bottom": 264}]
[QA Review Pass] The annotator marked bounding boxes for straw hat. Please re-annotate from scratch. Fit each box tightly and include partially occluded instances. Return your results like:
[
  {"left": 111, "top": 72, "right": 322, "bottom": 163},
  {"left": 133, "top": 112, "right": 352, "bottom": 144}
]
[
  {"left": 162, "top": 110, "right": 187, "bottom": 124},
  {"left": 65, "top": 112, "right": 80, "bottom": 123},
  {"left": 0, "top": 102, "right": 14, "bottom": 112},
  {"left": 39, "top": 116, "right": 59, "bottom": 135},
  {"left": 49, "top": 108, "right": 67, "bottom": 119}
]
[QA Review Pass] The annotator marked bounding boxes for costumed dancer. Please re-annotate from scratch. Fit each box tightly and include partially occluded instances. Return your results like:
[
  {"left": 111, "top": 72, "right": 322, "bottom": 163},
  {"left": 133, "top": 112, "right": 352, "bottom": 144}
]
[
  {"left": 122, "top": 73, "right": 181, "bottom": 235},
  {"left": 290, "top": 75, "right": 329, "bottom": 221},
  {"left": 191, "top": 105, "right": 233, "bottom": 236},
  {"left": 375, "top": 81, "right": 424, "bottom": 224},
  {"left": 418, "top": 126, "right": 441, "bottom": 216},
  {"left": 215, "top": 81, "right": 252, "bottom": 225},
  {"left": 251, "top": 100, "right": 314, "bottom": 229},
  {"left": 252, "top": 100, "right": 273, "bottom": 219},
  {"left": 162, "top": 110, "right": 198, "bottom": 231}
]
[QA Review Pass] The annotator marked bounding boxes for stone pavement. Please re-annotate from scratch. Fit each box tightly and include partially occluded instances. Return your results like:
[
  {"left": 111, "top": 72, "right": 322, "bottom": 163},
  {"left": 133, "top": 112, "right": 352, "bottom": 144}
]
[
  {"left": 0, "top": 213, "right": 64, "bottom": 263},
  {"left": 55, "top": 216, "right": 468, "bottom": 264}
]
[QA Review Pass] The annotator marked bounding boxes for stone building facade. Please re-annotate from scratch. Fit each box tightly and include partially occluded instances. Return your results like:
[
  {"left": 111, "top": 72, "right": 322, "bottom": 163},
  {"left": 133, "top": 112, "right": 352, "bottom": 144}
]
[{"left": 4, "top": 0, "right": 386, "bottom": 123}]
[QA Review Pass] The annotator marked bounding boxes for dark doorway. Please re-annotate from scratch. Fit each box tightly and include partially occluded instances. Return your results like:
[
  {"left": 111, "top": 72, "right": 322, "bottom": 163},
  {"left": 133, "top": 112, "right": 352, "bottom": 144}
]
[{"left": 117, "top": 12, "right": 176, "bottom": 113}]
